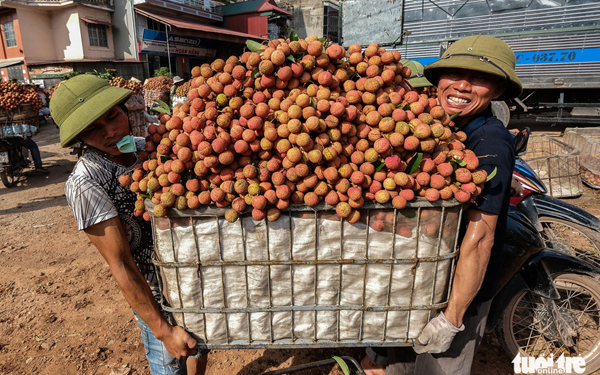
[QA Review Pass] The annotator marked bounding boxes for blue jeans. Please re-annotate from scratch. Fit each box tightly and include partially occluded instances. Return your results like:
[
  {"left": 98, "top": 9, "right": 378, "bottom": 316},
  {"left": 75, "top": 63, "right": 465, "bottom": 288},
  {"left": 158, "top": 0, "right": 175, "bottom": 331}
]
[
  {"left": 133, "top": 311, "right": 206, "bottom": 375},
  {"left": 21, "top": 137, "right": 42, "bottom": 169}
]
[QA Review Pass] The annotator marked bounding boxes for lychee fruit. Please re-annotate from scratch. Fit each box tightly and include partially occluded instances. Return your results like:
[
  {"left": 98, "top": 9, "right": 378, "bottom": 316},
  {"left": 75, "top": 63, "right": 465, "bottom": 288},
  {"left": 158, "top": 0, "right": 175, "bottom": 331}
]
[
  {"left": 455, "top": 168, "right": 472, "bottom": 184},
  {"left": 454, "top": 189, "right": 471, "bottom": 203},
  {"left": 335, "top": 202, "right": 352, "bottom": 218},
  {"left": 425, "top": 188, "right": 440, "bottom": 202},
  {"left": 471, "top": 169, "right": 488, "bottom": 185}
]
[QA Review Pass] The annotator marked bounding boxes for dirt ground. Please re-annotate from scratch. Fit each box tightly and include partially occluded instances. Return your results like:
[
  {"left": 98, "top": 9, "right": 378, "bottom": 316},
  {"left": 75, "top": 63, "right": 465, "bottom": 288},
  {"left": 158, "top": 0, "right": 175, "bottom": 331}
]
[{"left": 0, "top": 121, "right": 598, "bottom": 375}]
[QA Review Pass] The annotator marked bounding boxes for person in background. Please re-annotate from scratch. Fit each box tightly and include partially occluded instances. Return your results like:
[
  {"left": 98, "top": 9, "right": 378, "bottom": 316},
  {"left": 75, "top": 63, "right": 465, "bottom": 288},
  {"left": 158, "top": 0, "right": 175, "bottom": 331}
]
[
  {"left": 50, "top": 75, "right": 208, "bottom": 375},
  {"left": 21, "top": 136, "right": 48, "bottom": 174},
  {"left": 170, "top": 76, "right": 185, "bottom": 105},
  {"left": 362, "top": 34, "right": 522, "bottom": 375},
  {"left": 400, "top": 60, "right": 433, "bottom": 92}
]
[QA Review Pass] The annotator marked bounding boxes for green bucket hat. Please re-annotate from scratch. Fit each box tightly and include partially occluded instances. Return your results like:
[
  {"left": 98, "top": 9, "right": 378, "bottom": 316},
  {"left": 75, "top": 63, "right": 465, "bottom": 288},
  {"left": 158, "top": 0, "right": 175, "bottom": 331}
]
[
  {"left": 400, "top": 60, "right": 432, "bottom": 88},
  {"left": 424, "top": 35, "right": 522, "bottom": 101},
  {"left": 50, "top": 75, "right": 132, "bottom": 147}
]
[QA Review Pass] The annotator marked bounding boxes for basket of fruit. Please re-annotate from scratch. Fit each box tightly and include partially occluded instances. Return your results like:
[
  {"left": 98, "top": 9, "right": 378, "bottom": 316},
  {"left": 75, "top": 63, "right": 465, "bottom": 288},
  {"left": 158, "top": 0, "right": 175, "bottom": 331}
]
[
  {"left": 563, "top": 127, "right": 600, "bottom": 189},
  {"left": 145, "top": 200, "right": 462, "bottom": 349},
  {"left": 0, "top": 103, "right": 39, "bottom": 139},
  {"left": 117, "top": 35, "right": 495, "bottom": 348},
  {"left": 521, "top": 134, "right": 582, "bottom": 198},
  {"left": 143, "top": 77, "right": 173, "bottom": 108}
]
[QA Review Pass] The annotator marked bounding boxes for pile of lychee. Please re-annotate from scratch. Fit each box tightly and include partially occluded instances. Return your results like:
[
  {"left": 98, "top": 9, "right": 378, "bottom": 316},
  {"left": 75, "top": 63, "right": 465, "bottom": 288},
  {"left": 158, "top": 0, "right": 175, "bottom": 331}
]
[{"left": 119, "top": 36, "right": 489, "bottom": 224}]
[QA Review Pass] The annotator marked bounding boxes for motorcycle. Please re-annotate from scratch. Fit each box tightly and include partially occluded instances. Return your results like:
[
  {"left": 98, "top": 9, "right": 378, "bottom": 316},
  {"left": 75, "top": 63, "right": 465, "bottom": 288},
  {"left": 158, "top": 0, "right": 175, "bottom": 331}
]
[
  {"left": 511, "top": 127, "right": 600, "bottom": 268},
  {"left": 487, "top": 206, "right": 600, "bottom": 373},
  {"left": 482, "top": 130, "right": 600, "bottom": 374},
  {"left": 0, "top": 137, "right": 31, "bottom": 188}
]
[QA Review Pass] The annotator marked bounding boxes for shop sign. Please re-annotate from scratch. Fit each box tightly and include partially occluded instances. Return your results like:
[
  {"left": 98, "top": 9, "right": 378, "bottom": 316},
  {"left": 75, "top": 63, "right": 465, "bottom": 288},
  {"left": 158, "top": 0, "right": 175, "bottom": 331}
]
[
  {"left": 141, "top": 29, "right": 217, "bottom": 57},
  {"left": 28, "top": 64, "right": 73, "bottom": 79}
]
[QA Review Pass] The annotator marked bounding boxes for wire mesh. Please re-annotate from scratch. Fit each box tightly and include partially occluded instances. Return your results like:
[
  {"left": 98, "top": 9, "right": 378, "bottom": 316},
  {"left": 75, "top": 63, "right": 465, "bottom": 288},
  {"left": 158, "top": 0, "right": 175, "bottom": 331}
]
[
  {"left": 149, "top": 200, "right": 462, "bottom": 349},
  {"left": 564, "top": 128, "right": 600, "bottom": 189},
  {"left": 522, "top": 135, "right": 582, "bottom": 198}
]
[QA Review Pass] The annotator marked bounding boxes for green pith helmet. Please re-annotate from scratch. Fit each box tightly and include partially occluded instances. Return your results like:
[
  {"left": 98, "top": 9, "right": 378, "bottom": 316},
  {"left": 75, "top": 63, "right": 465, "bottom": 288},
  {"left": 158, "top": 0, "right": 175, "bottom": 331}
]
[
  {"left": 400, "top": 60, "right": 432, "bottom": 88},
  {"left": 424, "top": 35, "right": 522, "bottom": 100},
  {"left": 50, "top": 75, "right": 132, "bottom": 147}
]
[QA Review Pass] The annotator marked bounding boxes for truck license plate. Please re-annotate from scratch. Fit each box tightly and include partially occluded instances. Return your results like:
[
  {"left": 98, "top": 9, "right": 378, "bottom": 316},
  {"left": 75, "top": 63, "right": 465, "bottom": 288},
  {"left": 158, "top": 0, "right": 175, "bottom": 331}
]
[{"left": 0, "top": 152, "right": 8, "bottom": 164}]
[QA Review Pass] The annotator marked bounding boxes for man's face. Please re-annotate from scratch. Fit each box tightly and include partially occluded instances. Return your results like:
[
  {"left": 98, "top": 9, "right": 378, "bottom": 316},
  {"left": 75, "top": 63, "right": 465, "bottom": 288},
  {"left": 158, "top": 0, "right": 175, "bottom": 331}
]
[
  {"left": 437, "top": 69, "right": 505, "bottom": 123},
  {"left": 78, "top": 105, "right": 130, "bottom": 155}
]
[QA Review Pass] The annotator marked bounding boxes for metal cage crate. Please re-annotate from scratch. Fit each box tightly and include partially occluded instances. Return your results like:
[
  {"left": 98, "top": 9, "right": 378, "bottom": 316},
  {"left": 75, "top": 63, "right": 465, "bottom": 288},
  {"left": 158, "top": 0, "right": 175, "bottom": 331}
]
[
  {"left": 147, "top": 200, "right": 462, "bottom": 350},
  {"left": 564, "top": 128, "right": 600, "bottom": 189},
  {"left": 522, "top": 135, "right": 582, "bottom": 198}
]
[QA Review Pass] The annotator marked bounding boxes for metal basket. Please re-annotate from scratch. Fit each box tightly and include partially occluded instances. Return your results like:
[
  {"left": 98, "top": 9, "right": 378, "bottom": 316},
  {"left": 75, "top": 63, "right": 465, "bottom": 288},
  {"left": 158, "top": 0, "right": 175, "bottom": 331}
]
[
  {"left": 143, "top": 89, "right": 169, "bottom": 108},
  {"left": 147, "top": 199, "right": 462, "bottom": 349},
  {"left": 522, "top": 135, "right": 582, "bottom": 198},
  {"left": 0, "top": 104, "right": 39, "bottom": 139},
  {"left": 563, "top": 128, "right": 600, "bottom": 189}
]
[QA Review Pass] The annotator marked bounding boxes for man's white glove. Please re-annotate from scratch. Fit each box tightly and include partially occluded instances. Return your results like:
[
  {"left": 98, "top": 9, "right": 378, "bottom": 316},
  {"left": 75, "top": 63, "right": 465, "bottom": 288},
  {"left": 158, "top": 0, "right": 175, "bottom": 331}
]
[{"left": 414, "top": 311, "right": 465, "bottom": 354}]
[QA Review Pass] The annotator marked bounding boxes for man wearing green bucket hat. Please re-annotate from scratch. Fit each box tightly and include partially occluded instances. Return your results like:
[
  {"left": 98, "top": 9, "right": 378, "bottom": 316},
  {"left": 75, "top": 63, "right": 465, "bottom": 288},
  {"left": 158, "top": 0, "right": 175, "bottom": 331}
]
[
  {"left": 50, "top": 74, "right": 207, "bottom": 375},
  {"left": 362, "top": 35, "right": 522, "bottom": 375}
]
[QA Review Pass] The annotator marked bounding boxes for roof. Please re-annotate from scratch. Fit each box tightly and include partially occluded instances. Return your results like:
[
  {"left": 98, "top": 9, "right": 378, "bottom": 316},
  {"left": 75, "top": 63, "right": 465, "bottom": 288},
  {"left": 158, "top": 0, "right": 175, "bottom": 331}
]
[
  {"left": 80, "top": 17, "right": 112, "bottom": 26},
  {"left": 221, "top": 0, "right": 292, "bottom": 17},
  {"left": 135, "top": 8, "right": 264, "bottom": 43},
  {"left": 0, "top": 59, "right": 23, "bottom": 68}
]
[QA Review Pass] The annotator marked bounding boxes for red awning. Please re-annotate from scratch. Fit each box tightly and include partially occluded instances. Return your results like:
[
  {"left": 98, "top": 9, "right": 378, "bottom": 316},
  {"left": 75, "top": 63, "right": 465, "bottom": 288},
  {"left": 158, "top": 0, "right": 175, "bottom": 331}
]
[
  {"left": 135, "top": 8, "right": 264, "bottom": 44},
  {"left": 80, "top": 17, "right": 112, "bottom": 26}
]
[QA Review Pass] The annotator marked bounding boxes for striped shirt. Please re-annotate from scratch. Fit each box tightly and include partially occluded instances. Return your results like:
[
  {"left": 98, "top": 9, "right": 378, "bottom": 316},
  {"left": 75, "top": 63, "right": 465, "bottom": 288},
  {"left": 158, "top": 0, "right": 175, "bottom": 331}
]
[{"left": 64, "top": 139, "right": 157, "bottom": 290}]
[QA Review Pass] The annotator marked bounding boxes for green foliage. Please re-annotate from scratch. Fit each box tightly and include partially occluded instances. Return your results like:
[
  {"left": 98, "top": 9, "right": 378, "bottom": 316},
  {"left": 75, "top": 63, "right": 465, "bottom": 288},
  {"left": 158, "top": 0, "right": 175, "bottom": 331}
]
[
  {"left": 486, "top": 167, "right": 497, "bottom": 182},
  {"left": 149, "top": 99, "right": 171, "bottom": 115},
  {"left": 332, "top": 357, "right": 350, "bottom": 375},
  {"left": 246, "top": 39, "right": 263, "bottom": 53},
  {"left": 406, "top": 152, "right": 424, "bottom": 174},
  {"left": 62, "top": 70, "right": 85, "bottom": 81},
  {"left": 154, "top": 67, "right": 174, "bottom": 79},
  {"left": 90, "top": 68, "right": 119, "bottom": 81},
  {"left": 289, "top": 29, "right": 299, "bottom": 41}
]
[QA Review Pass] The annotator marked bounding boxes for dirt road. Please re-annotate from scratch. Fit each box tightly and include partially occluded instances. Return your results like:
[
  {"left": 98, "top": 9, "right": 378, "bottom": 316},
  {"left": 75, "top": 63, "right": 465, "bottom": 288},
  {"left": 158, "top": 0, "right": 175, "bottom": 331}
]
[{"left": 0, "top": 122, "right": 597, "bottom": 375}]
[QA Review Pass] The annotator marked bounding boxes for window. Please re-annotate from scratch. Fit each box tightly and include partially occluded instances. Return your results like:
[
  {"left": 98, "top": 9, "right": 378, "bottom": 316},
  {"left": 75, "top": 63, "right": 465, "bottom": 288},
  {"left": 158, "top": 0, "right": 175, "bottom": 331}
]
[
  {"left": 88, "top": 24, "right": 108, "bottom": 47},
  {"left": 147, "top": 18, "right": 166, "bottom": 33},
  {"left": 323, "top": 6, "right": 339, "bottom": 43},
  {"left": 3, "top": 21, "right": 17, "bottom": 48}
]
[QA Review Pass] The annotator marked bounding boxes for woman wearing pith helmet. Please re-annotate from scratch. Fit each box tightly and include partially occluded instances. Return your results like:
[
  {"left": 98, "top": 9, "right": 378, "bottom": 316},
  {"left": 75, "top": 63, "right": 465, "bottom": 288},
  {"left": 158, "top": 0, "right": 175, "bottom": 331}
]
[
  {"left": 362, "top": 35, "right": 522, "bottom": 375},
  {"left": 50, "top": 75, "right": 208, "bottom": 375}
]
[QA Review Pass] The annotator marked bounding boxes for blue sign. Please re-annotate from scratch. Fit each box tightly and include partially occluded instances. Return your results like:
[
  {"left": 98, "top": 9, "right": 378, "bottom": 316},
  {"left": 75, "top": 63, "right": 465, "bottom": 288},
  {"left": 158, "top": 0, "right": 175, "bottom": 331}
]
[
  {"left": 141, "top": 29, "right": 218, "bottom": 57},
  {"left": 514, "top": 47, "right": 600, "bottom": 65},
  {"left": 412, "top": 47, "right": 600, "bottom": 67}
]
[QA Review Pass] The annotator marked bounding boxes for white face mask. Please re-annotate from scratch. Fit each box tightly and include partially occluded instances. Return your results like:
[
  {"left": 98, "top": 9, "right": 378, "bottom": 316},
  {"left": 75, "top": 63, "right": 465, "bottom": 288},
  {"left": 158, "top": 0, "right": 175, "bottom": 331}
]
[{"left": 116, "top": 135, "right": 136, "bottom": 153}]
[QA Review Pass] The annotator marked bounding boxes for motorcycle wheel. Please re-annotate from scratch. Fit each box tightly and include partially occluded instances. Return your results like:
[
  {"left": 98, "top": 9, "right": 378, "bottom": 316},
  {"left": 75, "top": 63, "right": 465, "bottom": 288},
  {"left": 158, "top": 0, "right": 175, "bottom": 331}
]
[
  {"left": 0, "top": 170, "right": 18, "bottom": 188},
  {"left": 497, "top": 273, "right": 600, "bottom": 374},
  {"left": 540, "top": 217, "right": 600, "bottom": 269}
]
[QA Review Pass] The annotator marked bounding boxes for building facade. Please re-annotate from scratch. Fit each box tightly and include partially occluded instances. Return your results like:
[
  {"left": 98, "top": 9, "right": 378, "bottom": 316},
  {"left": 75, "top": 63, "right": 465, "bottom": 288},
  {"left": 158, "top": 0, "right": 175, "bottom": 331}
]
[
  {"left": 129, "top": 0, "right": 262, "bottom": 80},
  {"left": 0, "top": 0, "right": 262, "bottom": 87},
  {"left": 275, "top": 0, "right": 339, "bottom": 42},
  {"left": 0, "top": 0, "right": 145, "bottom": 87},
  {"left": 221, "top": 0, "right": 292, "bottom": 40}
]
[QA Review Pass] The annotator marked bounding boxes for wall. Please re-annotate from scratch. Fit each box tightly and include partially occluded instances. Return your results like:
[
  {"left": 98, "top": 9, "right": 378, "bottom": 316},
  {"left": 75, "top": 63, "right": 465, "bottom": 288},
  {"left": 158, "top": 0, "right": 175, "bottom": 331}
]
[
  {"left": 246, "top": 14, "right": 267, "bottom": 38},
  {"left": 51, "top": 8, "right": 84, "bottom": 60},
  {"left": 224, "top": 14, "right": 249, "bottom": 34},
  {"left": 78, "top": 5, "right": 115, "bottom": 60},
  {"left": 0, "top": 9, "right": 25, "bottom": 61},
  {"left": 16, "top": 8, "right": 56, "bottom": 63},
  {"left": 282, "top": 0, "right": 324, "bottom": 39},
  {"left": 112, "top": 0, "right": 137, "bottom": 60}
]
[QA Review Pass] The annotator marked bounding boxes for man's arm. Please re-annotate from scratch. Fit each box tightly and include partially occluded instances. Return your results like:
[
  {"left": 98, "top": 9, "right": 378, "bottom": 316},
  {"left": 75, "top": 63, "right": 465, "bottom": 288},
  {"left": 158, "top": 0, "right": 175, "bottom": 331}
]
[
  {"left": 444, "top": 209, "right": 498, "bottom": 327},
  {"left": 84, "top": 217, "right": 197, "bottom": 358}
]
